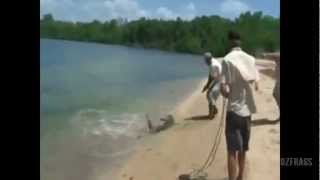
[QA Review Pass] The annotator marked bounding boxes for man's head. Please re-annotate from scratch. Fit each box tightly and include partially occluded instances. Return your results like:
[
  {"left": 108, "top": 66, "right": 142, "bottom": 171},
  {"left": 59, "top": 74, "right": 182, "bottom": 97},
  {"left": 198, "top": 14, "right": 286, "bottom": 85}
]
[
  {"left": 203, "top": 52, "right": 212, "bottom": 66},
  {"left": 228, "top": 30, "right": 241, "bottom": 48}
]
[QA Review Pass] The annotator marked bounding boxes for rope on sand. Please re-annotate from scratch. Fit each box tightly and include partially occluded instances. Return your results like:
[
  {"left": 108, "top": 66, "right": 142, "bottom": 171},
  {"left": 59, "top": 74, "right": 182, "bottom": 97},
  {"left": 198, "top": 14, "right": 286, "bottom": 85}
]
[{"left": 179, "top": 98, "right": 228, "bottom": 180}]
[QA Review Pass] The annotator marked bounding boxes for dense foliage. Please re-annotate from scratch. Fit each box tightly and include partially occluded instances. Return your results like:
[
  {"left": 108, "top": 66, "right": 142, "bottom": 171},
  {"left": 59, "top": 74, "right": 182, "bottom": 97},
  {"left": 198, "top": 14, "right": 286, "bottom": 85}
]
[{"left": 40, "top": 12, "right": 279, "bottom": 56}]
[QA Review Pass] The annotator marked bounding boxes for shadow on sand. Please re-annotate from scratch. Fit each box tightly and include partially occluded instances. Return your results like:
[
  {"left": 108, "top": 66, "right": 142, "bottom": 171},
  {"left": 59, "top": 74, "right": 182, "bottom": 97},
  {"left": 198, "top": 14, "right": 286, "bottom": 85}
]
[
  {"left": 251, "top": 118, "right": 280, "bottom": 127},
  {"left": 184, "top": 114, "right": 213, "bottom": 121},
  {"left": 184, "top": 116, "right": 279, "bottom": 127}
]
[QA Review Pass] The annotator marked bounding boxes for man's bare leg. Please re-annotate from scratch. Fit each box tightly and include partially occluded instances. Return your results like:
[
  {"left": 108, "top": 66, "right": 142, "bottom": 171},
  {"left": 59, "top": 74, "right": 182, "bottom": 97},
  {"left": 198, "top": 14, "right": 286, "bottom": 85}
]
[
  {"left": 227, "top": 151, "right": 238, "bottom": 180},
  {"left": 208, "top": 104, "right": 217, "bottom": 119},
  {"left": 208, "top": 104, "right": 214, "bottom": 118},
  {"left": 237, "top": 151, "right": 246, "bottom": 180}
]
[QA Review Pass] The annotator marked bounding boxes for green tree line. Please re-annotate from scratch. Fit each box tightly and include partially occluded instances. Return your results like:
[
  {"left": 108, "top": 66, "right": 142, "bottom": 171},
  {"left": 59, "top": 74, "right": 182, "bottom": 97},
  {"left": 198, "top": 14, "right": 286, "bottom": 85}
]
[{"left": 40, "top": 12, "right": 279, "bottom": 56}]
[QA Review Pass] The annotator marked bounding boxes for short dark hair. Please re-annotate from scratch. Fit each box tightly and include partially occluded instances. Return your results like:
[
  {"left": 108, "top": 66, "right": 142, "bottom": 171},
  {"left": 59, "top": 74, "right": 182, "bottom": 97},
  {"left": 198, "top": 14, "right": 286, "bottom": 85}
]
[{"left": 228, "top": 30, "right": 241, "bottom": 41}]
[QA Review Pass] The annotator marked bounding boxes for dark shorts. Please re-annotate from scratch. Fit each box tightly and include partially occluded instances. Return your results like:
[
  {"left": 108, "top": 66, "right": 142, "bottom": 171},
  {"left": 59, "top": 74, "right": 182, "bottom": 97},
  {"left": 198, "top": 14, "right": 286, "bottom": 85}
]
[{"left": 225, "top": 111, "right": 251, "bottom": 152}]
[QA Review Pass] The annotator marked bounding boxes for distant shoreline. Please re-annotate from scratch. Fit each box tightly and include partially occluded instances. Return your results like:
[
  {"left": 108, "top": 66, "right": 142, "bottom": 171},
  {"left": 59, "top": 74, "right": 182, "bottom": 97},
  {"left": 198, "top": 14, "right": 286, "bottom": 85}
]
[
  {"left": 41, "top": 38, "right": 279, "bottom": 61},
  {"left": 41, "top": 12, "right": 280, "bottom": 56},
  {"left": 40, "top": 38, "right": 203, "bottom": 57}
]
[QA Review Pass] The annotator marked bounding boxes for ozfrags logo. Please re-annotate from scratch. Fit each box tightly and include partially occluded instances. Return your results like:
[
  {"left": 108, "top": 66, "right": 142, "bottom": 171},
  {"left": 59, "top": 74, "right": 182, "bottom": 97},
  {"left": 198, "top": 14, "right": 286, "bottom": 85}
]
[{"left": 281, "top": 157, "right": 313, "bottom": 167}]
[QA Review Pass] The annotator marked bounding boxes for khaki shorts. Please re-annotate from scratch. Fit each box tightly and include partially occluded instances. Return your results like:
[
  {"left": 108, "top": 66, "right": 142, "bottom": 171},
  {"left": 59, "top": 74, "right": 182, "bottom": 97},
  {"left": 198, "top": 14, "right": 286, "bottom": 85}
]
[{"left": 206, "top": 82, "right": 220, "bottom": 106}]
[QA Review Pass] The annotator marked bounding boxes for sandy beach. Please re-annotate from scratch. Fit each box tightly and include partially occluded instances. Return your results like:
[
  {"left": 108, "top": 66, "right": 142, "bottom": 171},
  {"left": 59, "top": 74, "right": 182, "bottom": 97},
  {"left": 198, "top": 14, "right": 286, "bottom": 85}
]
[{"left": 107, "top": 59, "right": 280, "bottom": 180}]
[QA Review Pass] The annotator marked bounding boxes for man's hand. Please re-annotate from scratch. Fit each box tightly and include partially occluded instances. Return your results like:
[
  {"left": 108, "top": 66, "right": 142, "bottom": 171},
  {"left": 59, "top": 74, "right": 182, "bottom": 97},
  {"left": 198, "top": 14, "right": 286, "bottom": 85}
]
[{"left": 220, "top": 83, "right": 230, "bottom": 98}]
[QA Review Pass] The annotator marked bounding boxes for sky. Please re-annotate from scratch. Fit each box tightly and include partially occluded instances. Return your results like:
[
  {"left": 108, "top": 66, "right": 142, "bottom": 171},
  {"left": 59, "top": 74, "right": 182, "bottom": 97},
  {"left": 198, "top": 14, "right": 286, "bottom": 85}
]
[{"left": 40, "top": 0, "right": 280, "bottom": 22}]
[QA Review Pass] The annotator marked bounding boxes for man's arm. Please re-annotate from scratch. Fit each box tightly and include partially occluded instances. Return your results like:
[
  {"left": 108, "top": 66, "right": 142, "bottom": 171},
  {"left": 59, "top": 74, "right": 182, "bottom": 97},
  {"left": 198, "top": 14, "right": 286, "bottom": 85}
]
[
  {"left": 220, "top": 60, "right": 230, "bottom": 98},
  {"left": 202, "top": 75, "right": 213, "bottom": 93},
  {"left": 211, "top": 66, "right": 220, "bottom": 80},
  {"left": 220, "top": 83, "right": 230, "bottom": 98},
  {"left": 202, "top": 66, "right": 220, "bottom": 93}
]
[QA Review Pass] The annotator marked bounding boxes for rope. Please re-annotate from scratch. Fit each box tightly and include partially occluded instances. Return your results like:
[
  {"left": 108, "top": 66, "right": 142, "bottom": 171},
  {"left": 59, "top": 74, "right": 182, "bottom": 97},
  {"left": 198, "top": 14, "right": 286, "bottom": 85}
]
[
  {"left": 206, "top": 98, "right": 227, "bottom": 168},
  {"left": 188, "top": 97, "right": 228, "bottom": 179},
  {"left": 180, "top": 61, "right": 231, "bottom": 180}
]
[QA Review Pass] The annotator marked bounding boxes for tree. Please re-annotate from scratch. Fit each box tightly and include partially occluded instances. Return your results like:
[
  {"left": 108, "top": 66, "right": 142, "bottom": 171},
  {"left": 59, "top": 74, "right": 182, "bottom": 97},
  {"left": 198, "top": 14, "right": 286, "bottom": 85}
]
[
  {"left": 40, "top": 12, "right": 280, "bottom": 55},
  {"left": 43, "top": 14, "right": 54, "bottom": 22}
]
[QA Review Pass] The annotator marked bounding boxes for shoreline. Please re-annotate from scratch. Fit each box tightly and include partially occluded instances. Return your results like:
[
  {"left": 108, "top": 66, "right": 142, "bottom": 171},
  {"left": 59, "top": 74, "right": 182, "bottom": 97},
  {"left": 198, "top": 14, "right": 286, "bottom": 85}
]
[
  {"left": 40, "top": 38, "right": 203, "bottom": 57},
  {"left": 101, "top": 60, "right": 280, "bottom": 180},
  {"left": 95, "top": 77, "right": 208, "bottom": 180},
  {"left": 169, "top": 79, "right": 208, "bottom": 118}
]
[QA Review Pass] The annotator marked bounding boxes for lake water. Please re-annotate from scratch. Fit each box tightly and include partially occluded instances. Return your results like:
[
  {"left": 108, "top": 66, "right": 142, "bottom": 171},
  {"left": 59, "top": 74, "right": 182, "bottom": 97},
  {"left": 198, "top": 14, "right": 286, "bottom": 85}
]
[{"left": 40, "top": 39, "right": 206, "bottom": 180}]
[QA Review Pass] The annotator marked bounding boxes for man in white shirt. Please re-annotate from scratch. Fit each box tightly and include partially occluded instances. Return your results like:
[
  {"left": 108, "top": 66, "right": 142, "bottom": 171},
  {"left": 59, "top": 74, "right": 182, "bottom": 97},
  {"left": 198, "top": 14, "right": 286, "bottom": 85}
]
[
  {"left": 220, "top": 31, "right": 259, "bottom": 180},
  {"left": 202, "top": 52, "right": 222, "bottom": 119}
]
